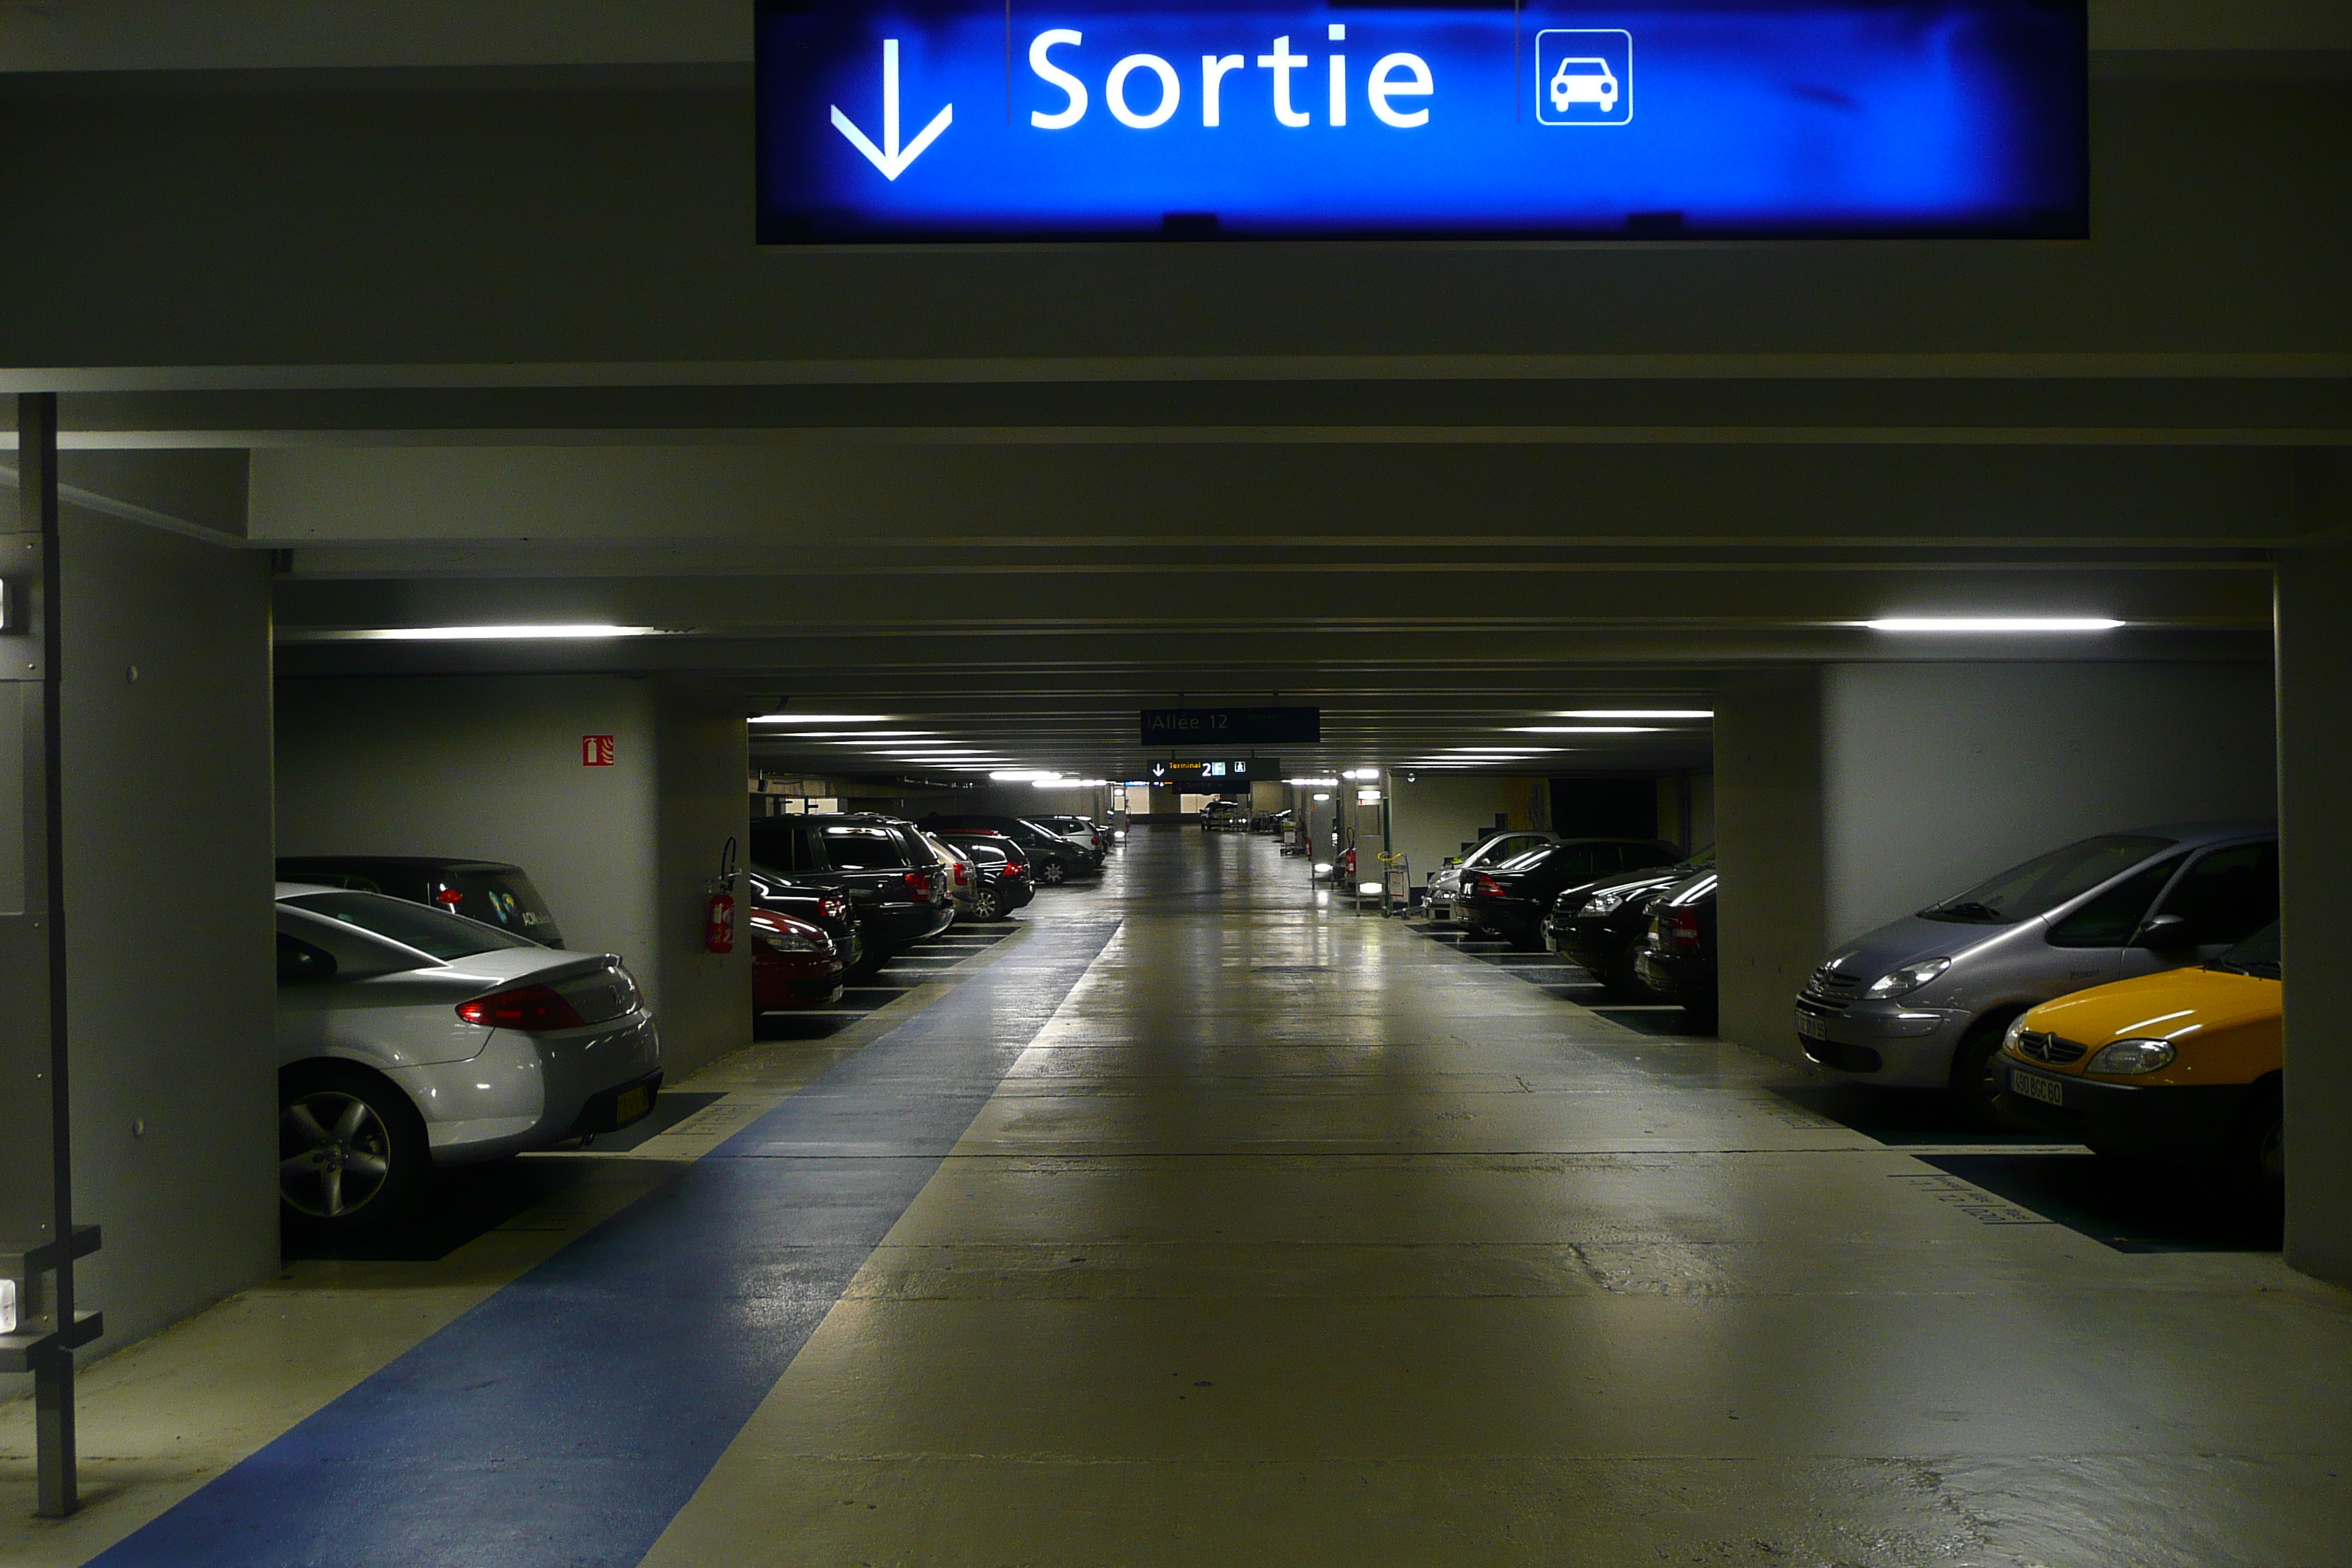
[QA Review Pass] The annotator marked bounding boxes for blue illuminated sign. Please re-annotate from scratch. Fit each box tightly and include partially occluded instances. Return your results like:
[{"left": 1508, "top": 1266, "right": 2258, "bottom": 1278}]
[{"left": 756, "top": 1, "right": 2084, "bottom": 241}]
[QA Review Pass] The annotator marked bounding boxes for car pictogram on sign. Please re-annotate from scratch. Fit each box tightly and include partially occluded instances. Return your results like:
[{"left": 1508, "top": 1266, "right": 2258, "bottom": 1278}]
[
  {"left": 1534, "top": 29, "right": 1633, "bottom": 126},
  {"left": 1550, "top": 58, "right": 1618, "bottom": 115}
]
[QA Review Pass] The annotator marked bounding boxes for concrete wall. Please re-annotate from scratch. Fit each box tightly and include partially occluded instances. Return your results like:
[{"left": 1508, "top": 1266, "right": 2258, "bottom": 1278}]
[
  {"left": 2278, "top": 532, "right": 2352, "bottom": 1285},
  {"left": 50, "top": 505, "right": 276, "bottom": 1375},
  {"left": 1382, "top": 774, "right": 1521, "bottom": 892},
  {"left": 1719, "top": 661, "right": 2279, "bottom": 1067},
  {"left": 276, "top": 674, "right": 749, "bottom": 1079}
]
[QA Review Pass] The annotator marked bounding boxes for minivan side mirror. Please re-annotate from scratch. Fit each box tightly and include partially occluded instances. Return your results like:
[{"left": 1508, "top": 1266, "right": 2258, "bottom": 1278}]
[
  {"left": 1444, "top": 856, "right": 1460, "bottom": 867},
  {"left": 2134, "top": 912, "right": 2191, "bottom": 948}
]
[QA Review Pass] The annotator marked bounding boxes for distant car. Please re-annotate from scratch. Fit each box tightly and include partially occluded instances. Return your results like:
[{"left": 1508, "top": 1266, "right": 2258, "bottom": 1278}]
[
  {"left": 750, "top": 908, "right": 846, "bottom": 1013},
  {"left": 1201, "top": 799, "right": 1248, "bottom": 832},
  {"left": 276, "top": 856, "right": 567, "bottom": 947},
  {"left": 1634, "top": 869, "right": 1718, "bottom": 1028},
  {"left": 1426, "top": 830, "right": 1558, "bottom": 921},
  {"left": 921, "top": 815, "right": 1101, "bottom": 884},
  {"left": 1550, "top": 56, "right": 1618, "bottom": 113},
  {"left": 747, "top": 813, "right": 955, "bottom": 959},
  {"left": 1033, "top": 814, "right": 1110, "bottom": 855},
  {"left": 275, "top": 883, "right": 660, "bottom": 1236},
  {"left": 1458, "top": 838, "right": 1685, "bottom": 950},
  {"left": 919, "top": 829, "right": 987, "bottom": 920},
  {"left": 1995, "top": 921, "right": 2281, "bottom": 1186},
  {"left": 1797, "top": 823, "right": 2277, "bottom": 1112},
  {"left": 1548, "top": 845, "right": 1713, "bottom": 996},
  {"left": 937, "top": 833, "right": 1036, "bottom": 921}
]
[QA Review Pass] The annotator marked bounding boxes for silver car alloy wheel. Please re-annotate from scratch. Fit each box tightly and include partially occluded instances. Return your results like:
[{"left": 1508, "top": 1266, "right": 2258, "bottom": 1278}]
[{"left": 280, "top": 1090, "right": 395, "bottom": 1218}]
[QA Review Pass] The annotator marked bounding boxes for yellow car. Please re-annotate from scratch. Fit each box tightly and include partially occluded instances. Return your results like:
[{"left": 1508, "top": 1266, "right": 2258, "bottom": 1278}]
[{"left": 1994, "top": 921, "right": 2282, "bottom": 1185}]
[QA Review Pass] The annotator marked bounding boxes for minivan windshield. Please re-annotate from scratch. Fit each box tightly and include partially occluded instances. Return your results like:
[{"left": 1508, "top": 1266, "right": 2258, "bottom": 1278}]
[
  {"left": 282, "top": 891, "right": 538, "bottom": 960},
  {"left": 1919, "top": 834, "right": 2177, "bottom": 924},
  {"left": 2209, "top": 920, "right": 2282, "bottom": 979}
]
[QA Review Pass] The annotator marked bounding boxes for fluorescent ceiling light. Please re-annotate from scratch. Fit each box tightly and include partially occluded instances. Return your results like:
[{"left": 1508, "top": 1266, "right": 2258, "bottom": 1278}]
[
  {"left": 1286, "top": 776, "right": 1340, "bottom": 786},
  {"left": 1556, "top": 709, "right": 1713, "bottom": 719},
  {"left": 786, "top": 730, "right": 930, "bottom": 739},
  {"left": 1862, "top": 617, "right": 2125, "bottom": 633},
  {"left": 1447, "top": 746, "right": 1556, "bottom": 753},
  {"left": 989, "top": 769, "right": 1049, "bottom": 782},
  {"left": 1509, "top": 726, "right": 1662, "bottom": 735},
  {"left": 332, "top": 624, "right": 663, "bottom": 641},
  {"left": 751, "top": 714, "right": 899, "bottom": 725},
  {"left": 1343, "top": 768, "right": 1381, "bottom": 780}
]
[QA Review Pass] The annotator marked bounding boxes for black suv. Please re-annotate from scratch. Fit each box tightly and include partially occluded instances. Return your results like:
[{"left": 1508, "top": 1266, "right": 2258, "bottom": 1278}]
[
  {"left": 276, "top": 856, "right": 568, "bottom": 947},
  {"left": 1458, "top": 839, "right": 1684, "bottom": 951},
  {"left": 747, "top": 813, "right": 954, "bottom": 961},
  {"left": 1547, "top": 845, "right": 1714, "bottom": 997},
  {"left": 920, "top": 814, "right": 1101, "bottom": 884}
]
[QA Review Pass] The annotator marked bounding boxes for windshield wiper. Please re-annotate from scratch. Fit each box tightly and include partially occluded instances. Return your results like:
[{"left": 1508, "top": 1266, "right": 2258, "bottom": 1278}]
[
  {"left": 2206, "top": 960, "right": 2281, "bottom": 979},
  {"left": 1921, "top": 900, "right": 2011, "bottom": 924}
]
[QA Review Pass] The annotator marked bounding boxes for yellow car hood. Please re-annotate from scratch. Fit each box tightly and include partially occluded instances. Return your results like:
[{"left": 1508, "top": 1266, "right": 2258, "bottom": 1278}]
[{"left": 2025, "top": 965, "right": 2279, "bottom": 1047}]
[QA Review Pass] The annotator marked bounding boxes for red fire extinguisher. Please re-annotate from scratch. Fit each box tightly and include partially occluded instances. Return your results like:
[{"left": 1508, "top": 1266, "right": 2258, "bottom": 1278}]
[{"left": 706, "top": 837, "right": 739, "bottom": 954}]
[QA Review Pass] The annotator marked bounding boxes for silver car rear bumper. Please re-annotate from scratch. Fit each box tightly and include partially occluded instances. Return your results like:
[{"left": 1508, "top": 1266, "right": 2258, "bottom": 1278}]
[{"left": 402, "top": 1011, "right": 661, "bottom": 1163}]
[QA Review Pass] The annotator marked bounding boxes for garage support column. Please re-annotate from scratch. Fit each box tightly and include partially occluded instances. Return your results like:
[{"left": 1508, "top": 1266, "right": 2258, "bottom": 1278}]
[
  {"left": 2276, "top": 489, "right": 2352, "bottom": 1285},
  {"left": 1714, "top": 668, "right": 1828, "bottom": 1061},
  {"left": 1, "top": 393, "right": 84, "bottom": 1517}
]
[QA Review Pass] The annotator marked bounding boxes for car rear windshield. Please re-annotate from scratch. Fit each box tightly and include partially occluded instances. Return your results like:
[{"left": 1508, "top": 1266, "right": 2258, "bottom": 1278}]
[
  {"left": 434, "top": 869, "right": 565, "bottom": 946},
  {"left": 2212, "top": 921, "right": 2282, "bottom": 979},
  {"left": 1920, "top": 834, "right": 2178, "bottom": 924},
  {"left": 283, "top": 891, "right": 540, "bottom": 960},
  {"left": 818, "top": 827, "right": 911, "bottom": 870}
]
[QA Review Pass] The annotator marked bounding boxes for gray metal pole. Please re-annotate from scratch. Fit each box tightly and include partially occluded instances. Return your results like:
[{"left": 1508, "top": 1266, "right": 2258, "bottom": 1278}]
[{"left": 13, "top": 392, "right": 78, "bottom": 1517}]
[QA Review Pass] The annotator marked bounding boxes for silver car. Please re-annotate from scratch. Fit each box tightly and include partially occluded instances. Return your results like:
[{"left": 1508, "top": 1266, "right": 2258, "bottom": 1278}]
[
  {"left": 1794, "top": 823, "right": 2277, "bottom": 1108},
  {"left": 1425, "top": 830, "right": 1557, "bottom": 920},
  {"left": 275, "top": 883, "right": 662, "bottom": 1233}
]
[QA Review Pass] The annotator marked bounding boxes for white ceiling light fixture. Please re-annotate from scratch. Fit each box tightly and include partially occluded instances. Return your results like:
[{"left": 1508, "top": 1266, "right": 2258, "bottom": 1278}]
[
  {"left": 1861, "top": 617, "right": 2125, "bottom": 633},
  {"left": 325, "top": 624, "right": 666, "bottom": 642},
  {"left": 1509, "top": 726, "right": 1662, "bottom": 735},
  {"left": 1343, "top": 768, "right": 1381, "bottom": 780},
  {"left": 750, "top": 713, "right": 900, "bottom": 725},
  {"left": 1285, "top": 776, "right": 1341, "bottom": 786},
  {"left": 989, "top": 769, "right": 1049, "bottom": 782},
  {"left": 1555, "top": 709, "right": 1713, "bottom": 720}
]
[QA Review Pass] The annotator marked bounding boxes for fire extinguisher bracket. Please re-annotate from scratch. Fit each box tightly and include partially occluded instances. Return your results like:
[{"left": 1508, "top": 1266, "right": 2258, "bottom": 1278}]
[{"left": 706, "top": 837, "right": 741, "bottom": 955}]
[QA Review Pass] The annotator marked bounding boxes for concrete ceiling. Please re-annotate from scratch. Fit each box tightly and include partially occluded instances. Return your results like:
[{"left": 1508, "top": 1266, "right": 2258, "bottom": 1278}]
[{"left": 3, "top": 7, "right": 2343, "bottom": 783}]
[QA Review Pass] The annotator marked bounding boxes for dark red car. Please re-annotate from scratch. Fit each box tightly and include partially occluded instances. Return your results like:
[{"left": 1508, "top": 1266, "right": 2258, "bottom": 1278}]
[{"left": 751, "top": 908, "right": 846, "bottom": 1013}]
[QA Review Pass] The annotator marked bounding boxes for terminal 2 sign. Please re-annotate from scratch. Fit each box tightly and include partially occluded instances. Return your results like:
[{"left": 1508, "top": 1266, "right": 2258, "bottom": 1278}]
[
  {"left": 1147, "top": 758, "right": 1271, "bottom": 788},
  {"left": 755, "top": 1, "right": 2086, "bottom": 241}
]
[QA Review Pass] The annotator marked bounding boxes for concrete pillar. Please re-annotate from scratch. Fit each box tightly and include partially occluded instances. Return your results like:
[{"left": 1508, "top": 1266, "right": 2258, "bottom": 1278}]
[
  {"left": 0, "top": 500, "right": 276, "bottom": 1398},
  {"left": 2277, "top": 525, "right": 2352, "bottom": 1284},
  {"left": 1718, "top": 661, "right": 2277, "bottom": 1067},
  {"left": 276, "top": 675, "right": 751, "bottom": 1080}
]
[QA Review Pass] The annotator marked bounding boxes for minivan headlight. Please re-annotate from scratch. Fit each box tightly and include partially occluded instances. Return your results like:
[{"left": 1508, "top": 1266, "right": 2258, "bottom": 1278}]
[
  {"left": 1582, "top": 891, "right": 1627, "bottom": 916},
  {"left": 2087, "top": 1038, "right": 2175, "bottom": 1076},
  {"left": 1866, "top": 957, "right": 1951, "bottom": 998}
]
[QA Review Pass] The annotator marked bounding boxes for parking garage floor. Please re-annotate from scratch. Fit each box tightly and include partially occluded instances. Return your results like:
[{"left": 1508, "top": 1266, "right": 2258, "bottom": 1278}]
[{"left": 8, "top": 829, "right": 2351, "bottom": 1567}]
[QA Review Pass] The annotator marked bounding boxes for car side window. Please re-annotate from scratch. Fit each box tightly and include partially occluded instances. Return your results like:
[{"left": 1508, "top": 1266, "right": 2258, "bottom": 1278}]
[
  {"left": 277, "top": 932, "right": 338, "bottom": 984},
  {"left": 2152, "top": 842, "right": 2278, "bottom": 946},
  {"left": 2046, "top": 856, "right": 2183, "bottom": 948}
]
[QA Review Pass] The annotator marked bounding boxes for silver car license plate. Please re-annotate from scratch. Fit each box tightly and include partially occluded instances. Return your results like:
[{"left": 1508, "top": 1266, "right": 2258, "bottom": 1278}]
[
  {"left": 2009, "top": 1066, "right": 2065, "bottom": 1107},
  {"left": 1795, "top": 1011, "right": 1829, "bottom": 1041}
]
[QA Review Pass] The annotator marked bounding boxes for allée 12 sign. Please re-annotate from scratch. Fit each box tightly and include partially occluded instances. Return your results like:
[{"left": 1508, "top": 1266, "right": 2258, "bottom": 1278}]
[{"left": 755, "top": 1, "right": 2086, "bottom": 241}]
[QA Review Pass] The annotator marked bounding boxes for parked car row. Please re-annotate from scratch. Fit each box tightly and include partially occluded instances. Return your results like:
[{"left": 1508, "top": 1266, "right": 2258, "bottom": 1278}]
[{"left": 1493, "top": 821, "right": 2283, "bottom": 1188}]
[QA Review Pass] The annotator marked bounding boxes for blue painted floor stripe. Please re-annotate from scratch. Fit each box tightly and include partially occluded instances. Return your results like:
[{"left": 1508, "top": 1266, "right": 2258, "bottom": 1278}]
[{"left": 92, "top": 917, "right": 1121, "bottom": 1568}]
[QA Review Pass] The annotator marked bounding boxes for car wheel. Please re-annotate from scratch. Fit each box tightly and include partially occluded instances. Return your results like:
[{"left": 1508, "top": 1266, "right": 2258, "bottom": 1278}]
[
  {"left": 279, "top": 1062, "right": 427, "bottom": 1235},
  {"left": 2242, "top": 1082, "right": 2284, "bottom": 1193},
  {"left": 1603, "top": 947, "right": 1656, "bottom": 1001},
  {"left": 974, "top": 886, "right": 1003, "bottom": 921},
  {"left": 1948, "top": 1016, "right": 2021, "bottom": 1123},
  {"left": 1038, "top": 859, "right": 1068, "bottom": 886}
]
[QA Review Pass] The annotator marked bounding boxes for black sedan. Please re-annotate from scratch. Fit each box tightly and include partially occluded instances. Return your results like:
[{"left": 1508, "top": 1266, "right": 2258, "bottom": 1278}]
[
  {"left": 1633, "top": 869, "right": 1719, "bottom": 1029},
  {"left": 936, "top": 832, "right": 1036, "bottom": 921},
  {"left": 1459, "top": 839, "right": 1685, "bottom": 951},
  {"left": 1546, "top": 847, "right": 1714, "bottom": 997}
]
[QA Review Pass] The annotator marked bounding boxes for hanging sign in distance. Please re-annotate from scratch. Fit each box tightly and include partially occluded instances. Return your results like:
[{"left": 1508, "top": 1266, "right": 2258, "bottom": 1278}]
[
  {"left": 1140, "top": 706, "right": 1321, "bottom": 746},
  {"left": 1147, "top": 758, "right": 1275, "bottom": 787},
  {"left": 755, "top": 1, "right": 2086, "bottom": 241}
]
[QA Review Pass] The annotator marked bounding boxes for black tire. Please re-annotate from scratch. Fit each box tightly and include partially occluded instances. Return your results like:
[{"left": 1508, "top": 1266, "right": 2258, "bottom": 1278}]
[
  {"left": 973, "top": 886, "right": 1004, "bottom": 921},
  {"left": 1603, "top": 946, "right": 1656, "bottom": 1001},
  {"left": 1038, "top": 859, "right": 1068, "bottom": 886},
  {"left": 279, "top": 1060, "right": 429, "bottom": 1237},
  {"left": 2241, "top": 1080, "right": 2285, "bottom": 1194},
  {"left": 1948, "top": 1014, "right": 2021, "bottom": 1123}
]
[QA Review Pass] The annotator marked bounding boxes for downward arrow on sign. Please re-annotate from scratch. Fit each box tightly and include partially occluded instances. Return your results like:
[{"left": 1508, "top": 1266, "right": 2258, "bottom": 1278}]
[{"left": 832, "top": 39, "right": 953, "bottom": 181}]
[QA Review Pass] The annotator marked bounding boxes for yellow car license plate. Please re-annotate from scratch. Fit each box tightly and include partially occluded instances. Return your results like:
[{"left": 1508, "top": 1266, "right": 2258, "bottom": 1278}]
[
  {"left": 614, "top": 1085, "right": 654, "bottom": 1125},
  {"left": 2008, "top": 1067, "right": 2065, "bottom": 1107}
]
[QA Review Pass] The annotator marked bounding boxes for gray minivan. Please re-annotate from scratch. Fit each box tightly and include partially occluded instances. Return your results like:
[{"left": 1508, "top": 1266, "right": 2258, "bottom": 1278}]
[{"left": 1794, "top": 823, "right": 2277, "bottom": 1109}]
